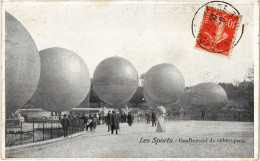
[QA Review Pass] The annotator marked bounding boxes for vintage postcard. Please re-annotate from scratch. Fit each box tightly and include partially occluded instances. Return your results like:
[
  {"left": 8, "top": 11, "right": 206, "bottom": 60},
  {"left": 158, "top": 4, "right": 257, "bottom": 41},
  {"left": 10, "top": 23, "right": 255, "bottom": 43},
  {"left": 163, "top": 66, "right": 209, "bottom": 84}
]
[{"left": 1, "top": 0, "right": 259, "bottom": 160}]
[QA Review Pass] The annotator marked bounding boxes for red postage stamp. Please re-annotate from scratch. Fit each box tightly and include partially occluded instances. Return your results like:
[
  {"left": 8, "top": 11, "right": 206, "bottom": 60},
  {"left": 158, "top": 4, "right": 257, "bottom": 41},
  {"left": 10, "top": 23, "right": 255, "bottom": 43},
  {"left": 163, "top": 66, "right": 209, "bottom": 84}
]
[{"left": 195, "top": 6, "right": 241, "bottom": 57}]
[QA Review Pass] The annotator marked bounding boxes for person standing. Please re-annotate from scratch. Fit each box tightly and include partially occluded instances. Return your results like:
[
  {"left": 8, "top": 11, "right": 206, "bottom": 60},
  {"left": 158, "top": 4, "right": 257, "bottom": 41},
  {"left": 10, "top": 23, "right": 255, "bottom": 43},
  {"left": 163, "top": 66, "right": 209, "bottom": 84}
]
[
  {"left": 61, "top": 114, "right": 70, "bottom": 138},
  {"left": 98, "top": 114, "right": 102, "bottom": 125},
  {"left": 79, "top": 113, "right": 89, "bottom": 131},
  {"left": 111, "top": 111, "right": 119, "bottom": 135},
  {"left": 87, "top": 114, "right": 95, "bottom": 132},
  {"left": 124, "top": 112, "right": 127, "bottom": 123},
  {"left": 151, "top": 110, "right": 157, "bottom": 127},
  {"left": 145, "top": 111, "right": 151, "bottom": 124},
  {"left": 145, "top": 112, "right": 148, "bottom": 124},
  {"left": 201, "top": 109, "right": 205, "bottom": 120},
  {"left": 127, "top": 111, "right": 130, "bottom": 124},
  {"left": 120, "top": 113, "right": 123, "bottom": 123},
  {"left": 107, "top": 111, "right": 112, "bottom": 132},
  {"left": 148, "top": 111, "right": 151, "bottom": 124},
  {"left": 93, "top": 114, "right": 98, "bottom": 130},
  {"left": 156, "top": 107, "right": 166, "bottom": 133},
  {"left": 128, "top": 111, "right": 134, "bottom": 127},
  {"left": 101, "top": 114, "right": 105, "bottom": 125}
]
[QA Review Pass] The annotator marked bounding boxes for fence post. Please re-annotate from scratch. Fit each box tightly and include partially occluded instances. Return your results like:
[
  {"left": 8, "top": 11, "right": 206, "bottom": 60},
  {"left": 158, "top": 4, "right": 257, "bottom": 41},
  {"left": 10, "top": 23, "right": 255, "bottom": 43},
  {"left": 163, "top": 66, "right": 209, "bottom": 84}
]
[
  {"left": 80, "top": 119, "right": 82, "bottom": 131},
  {"left": 77, "top": 119, "right": 78, "bottom": 132},
  {"left": 75, "top": 119, "right": 77, "bottom": 132},
  {"left": 43, "top": 121, "right": 45, "bottom": 140},
  {"left": 78, "top": 119, "right": 80, "bottom": 131},
  {"left": 72, "top": 121, "right": 74, "bottom": 134},
  {"left": 81, "top": 120, "right": 83, "bottom": 131},
  {"left": 57, "top": 122, "right": 60, "bottom": 137},
  {"left": 20, "top": 122, "right": 23, "bottom": 144},
  {"left": 74, "top": 119, "right": 76, "bottom": 132},
  {"left": 79, "top": 119, "right": 81, "bottom": 131},
  {"left": 51, "top": 121, "right": 53, "bottom": 139},
  {"left": 33, "top": 121, "right": 34, "bottom": 142},
  {"left": 82, "top": 119, "right": 84, "bottom": 131}
]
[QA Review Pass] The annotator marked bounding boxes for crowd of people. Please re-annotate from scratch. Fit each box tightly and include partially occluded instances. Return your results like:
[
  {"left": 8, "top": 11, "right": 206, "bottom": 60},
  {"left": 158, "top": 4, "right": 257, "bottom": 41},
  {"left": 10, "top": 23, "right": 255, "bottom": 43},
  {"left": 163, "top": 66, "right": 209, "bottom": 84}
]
[
  {"left": 60, "top": 108, "right": 166, "bottom": 138},
  {"left": 145, "top": 108, "right": 166, "bottom": 132},
  {"left": 145, "top": 110, "right": 157, "bottom": 127},
  {"left": 60, "top": 110, "right": 136, "bottom": 137}
]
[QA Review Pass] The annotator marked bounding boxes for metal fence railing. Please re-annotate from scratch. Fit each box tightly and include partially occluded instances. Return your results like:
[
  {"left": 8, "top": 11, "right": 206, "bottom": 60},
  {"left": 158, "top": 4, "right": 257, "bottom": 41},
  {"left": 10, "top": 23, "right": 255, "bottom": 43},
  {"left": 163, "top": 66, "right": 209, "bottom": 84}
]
[{"left": 5, "top": 118, "right": 85, "bottom": 147}]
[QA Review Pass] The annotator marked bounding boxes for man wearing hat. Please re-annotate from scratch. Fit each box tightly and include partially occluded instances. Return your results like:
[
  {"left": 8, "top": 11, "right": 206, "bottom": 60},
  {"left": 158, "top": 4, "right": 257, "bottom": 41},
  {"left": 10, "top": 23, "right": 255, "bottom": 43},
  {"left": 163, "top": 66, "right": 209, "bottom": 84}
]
[
  {"left": 111, "top": 110, "right": 119, "bottom": 135},
  {"left": 151, "top": 110, "right": 157, "bottom": 127},
  {"left": 61, "top": 114, "right": 70, "bottom": 138},
  {"left": 107, "top": 111, "right": 112, "bottom": 132}
]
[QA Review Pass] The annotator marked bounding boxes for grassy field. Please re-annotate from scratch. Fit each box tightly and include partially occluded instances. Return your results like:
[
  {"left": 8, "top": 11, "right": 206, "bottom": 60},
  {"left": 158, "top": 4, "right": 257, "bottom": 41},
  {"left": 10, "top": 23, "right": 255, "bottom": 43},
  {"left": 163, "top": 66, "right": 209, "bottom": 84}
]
[{"left": 6, "top": 120, "right": 254, "bottom": 158}]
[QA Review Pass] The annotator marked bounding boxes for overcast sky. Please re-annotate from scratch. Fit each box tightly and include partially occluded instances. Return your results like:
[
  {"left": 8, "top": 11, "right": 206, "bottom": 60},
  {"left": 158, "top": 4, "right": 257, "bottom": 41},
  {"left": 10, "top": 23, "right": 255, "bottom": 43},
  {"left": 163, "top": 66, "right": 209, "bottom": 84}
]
[{"left": 4, "top": 2, "right": 254, "bottom": 86}]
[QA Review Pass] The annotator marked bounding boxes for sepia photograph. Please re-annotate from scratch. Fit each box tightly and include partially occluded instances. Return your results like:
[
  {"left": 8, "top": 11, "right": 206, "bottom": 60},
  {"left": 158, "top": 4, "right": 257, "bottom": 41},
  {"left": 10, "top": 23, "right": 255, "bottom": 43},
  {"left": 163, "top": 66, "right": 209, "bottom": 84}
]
[{"left": 1, "top": 0, "right": 259, "bottom": 160}]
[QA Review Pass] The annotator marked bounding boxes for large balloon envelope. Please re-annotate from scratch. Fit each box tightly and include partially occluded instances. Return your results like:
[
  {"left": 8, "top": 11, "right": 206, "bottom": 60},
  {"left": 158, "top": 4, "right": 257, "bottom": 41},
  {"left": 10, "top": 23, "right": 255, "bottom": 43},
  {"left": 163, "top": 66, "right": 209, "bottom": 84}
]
[
  {"left": 30, "top": 47, "right": 91, "bottom": 112},
  {"left": 93, "top": 57, "right": 138, "bottom": 105},
  {"left": 175, "top": 87, "right": 193, "bottom": 109},
  {"left": 144, "top": 63, "right": 185, "bottom": 104},
  {"left": 5, "top": 12, "right": 41, "bottom": 117},
  {"left": 143, "top": 91, "right": 160, "bottom": 107},
  {"left": 144, "top": 90, "right": 178, "bottom": 109},
  {"left": 190, "top": 82, "right": 228, "bottom": 107}
]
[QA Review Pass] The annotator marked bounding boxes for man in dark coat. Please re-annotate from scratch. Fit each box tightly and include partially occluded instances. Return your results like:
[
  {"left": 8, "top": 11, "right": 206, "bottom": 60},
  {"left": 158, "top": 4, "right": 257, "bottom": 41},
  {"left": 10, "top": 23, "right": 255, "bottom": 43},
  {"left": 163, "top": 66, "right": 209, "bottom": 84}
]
[
  {"left": 93, "top": 114, "right": 98, "bottom": 129},
  {"left": 107, "top": 111, "right": 112, "bottom": 132},
  {"left": 98, "top": 114, "right": 101, "bottom": 125},
  {"left": 61, "top": 114, "right": 70, "bottom": 138},
  {"left": 201, "top": 109, "right": 205, "bottom": 120},
  {"left": 128, "top": 111, "right": 134, "bottom": 127},
  {"left": 111, "top": 111, "right": 119, "bottom": 135},
  {"left": 151, "top": 110, "right": 157, "bottom": 127}
]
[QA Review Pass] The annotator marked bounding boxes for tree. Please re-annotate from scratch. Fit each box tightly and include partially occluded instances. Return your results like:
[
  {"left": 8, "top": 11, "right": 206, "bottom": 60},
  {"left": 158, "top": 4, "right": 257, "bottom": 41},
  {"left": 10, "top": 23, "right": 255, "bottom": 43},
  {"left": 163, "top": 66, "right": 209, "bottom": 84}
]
[
  {"left": 218, "top": 82, "right": 238, "bottom": 99},
  {"left": 247, "top": 67, "right": 254, "bottom": 82},
  {"left": 139, "top": 72, "right": 146, "bottom": 87}
]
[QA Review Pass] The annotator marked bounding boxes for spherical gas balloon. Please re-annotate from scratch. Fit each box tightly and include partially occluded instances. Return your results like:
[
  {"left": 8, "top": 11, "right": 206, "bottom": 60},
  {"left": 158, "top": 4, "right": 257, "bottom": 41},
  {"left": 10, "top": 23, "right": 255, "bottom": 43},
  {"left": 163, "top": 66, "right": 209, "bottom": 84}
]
[
  {"left": 190, "top": 82, "right": 228, "bottom": 107},
  {"left": 144, "top": 63, "right": 185, "bottom": 104},
  {"left": 30, "top": 47, "right": 91, "bottom": 112},
  {"left": 5, "top": 12, "right": 41, "bottom": 117},
  {"left": 93, "top": 57, "right": 138, "bottom": 105}
]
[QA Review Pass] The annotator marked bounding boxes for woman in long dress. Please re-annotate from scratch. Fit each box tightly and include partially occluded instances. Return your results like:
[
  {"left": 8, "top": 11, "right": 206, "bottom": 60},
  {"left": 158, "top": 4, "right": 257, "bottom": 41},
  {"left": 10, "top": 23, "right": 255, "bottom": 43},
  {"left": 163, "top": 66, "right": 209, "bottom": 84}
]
[{"left": 156, "top": 106, "right": 166, "bottom": 132}]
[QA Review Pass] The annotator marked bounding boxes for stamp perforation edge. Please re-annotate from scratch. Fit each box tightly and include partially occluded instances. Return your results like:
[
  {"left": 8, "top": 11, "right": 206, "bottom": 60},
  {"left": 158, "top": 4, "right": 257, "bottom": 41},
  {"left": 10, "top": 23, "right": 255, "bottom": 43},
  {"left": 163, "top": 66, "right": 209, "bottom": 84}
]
[{"left": 194, "top": 5, "right": 243, "bottom": 59}]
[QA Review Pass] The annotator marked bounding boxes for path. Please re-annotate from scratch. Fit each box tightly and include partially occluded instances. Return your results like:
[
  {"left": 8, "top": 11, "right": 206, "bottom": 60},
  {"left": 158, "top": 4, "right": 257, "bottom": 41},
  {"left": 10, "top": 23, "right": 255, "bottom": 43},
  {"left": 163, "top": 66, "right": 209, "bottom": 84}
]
[{"left": 6, "top": 121, "right": 254, "bottom": 158}]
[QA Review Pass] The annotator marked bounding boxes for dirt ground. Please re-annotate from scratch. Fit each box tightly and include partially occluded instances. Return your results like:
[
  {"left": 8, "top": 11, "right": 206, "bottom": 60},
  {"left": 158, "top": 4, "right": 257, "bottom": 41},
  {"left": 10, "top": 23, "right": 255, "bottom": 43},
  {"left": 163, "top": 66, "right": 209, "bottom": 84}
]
[{"left": 5, "top": 120, "right": 254, "bottom": 158}]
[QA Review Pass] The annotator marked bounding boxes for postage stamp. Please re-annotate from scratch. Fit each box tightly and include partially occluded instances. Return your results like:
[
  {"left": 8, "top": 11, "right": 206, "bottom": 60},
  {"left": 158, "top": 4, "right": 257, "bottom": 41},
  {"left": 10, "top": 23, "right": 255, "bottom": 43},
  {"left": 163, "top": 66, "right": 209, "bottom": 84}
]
[{"left": 195, "top": 6, "right": 241, "bottom": 56}]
